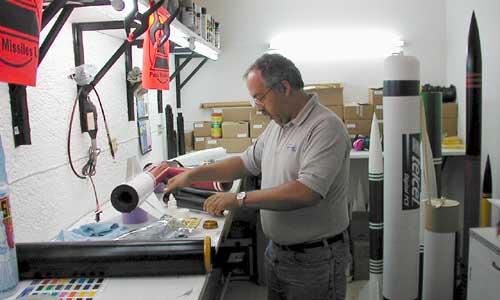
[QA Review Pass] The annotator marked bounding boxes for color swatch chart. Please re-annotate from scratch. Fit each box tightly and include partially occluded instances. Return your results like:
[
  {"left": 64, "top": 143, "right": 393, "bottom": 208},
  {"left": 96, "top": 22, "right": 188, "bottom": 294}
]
[{"left": 17, "top": 278, "right": 105, "bottom": 300}]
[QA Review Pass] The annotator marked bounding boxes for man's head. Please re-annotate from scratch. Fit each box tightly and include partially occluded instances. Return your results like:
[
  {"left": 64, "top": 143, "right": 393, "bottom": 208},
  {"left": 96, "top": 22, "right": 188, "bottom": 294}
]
[{"left": 244, "top": 54, "right": 306, "bottom": 126}]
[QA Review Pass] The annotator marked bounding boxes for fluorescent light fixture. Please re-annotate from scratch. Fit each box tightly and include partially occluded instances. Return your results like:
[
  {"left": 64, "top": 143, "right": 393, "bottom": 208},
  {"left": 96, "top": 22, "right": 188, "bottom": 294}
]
[
  {"left": 193, "top": 40, "right": 219, "bottom": 60},
  {"left": 269, "top": 29, "right": 404, "bottom": 61}
]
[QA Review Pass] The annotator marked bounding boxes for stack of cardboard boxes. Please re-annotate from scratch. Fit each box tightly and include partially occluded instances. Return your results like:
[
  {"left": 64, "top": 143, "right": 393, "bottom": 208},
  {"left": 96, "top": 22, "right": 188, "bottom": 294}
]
[
  {"left": 192, "top": 106, "right": 271, "bottom": 153},
  {"left": 344, "top": 103, "right": 374, "bottom": 138},
  {"left": 304, "top": 83, "right": 344, "bottom": 119}
]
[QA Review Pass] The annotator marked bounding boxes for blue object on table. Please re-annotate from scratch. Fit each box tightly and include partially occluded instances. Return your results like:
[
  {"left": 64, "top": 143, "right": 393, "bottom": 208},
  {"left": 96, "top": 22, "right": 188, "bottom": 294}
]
[{"left": 55, "top": 222, "right": 128, "bottom": 241}]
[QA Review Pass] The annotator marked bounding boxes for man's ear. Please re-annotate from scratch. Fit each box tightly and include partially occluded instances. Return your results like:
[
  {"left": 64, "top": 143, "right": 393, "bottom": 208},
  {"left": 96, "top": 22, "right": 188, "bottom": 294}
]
[{"left": 281, "top": 80, "right": 292, "bottom": 96}]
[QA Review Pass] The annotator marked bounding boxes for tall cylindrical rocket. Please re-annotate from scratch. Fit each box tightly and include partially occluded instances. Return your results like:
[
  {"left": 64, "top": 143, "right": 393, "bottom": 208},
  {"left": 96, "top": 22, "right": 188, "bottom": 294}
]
[
  {"left": 383, "top": 54, "right": 421, "bottom": 300},
  {"left": 359, "top": 113, "right": 384, "bottom": 300},
  {"left": 481, "top": 155, "right": 491, "bottom": 227},
  {"left": 463, "top": 11, "right": 482, "bottom": 270}
]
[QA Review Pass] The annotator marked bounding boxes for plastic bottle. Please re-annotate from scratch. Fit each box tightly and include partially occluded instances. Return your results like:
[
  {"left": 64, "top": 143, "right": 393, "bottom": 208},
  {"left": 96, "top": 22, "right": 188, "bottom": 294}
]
[
  {"left": 201, "top": 7, "right": 207, "bottom": 41},
  {"left": 214, "top": 21, "right": 220, "bottom": 48},
  {"left": 0, "top": 135, "right": 18, "bottom": 299}
]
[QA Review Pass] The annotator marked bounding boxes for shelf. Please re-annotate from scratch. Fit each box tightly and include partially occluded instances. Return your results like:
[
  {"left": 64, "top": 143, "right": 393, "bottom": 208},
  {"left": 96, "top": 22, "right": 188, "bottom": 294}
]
[{"left": 169, "top": 19, "right": 220, "bottom": 60}]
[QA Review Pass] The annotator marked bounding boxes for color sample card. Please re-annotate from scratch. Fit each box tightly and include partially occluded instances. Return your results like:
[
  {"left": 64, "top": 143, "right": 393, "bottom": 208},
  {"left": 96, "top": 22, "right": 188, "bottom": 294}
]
[{"left": 17, "top": 278, "right": 105, "bottom": 300}]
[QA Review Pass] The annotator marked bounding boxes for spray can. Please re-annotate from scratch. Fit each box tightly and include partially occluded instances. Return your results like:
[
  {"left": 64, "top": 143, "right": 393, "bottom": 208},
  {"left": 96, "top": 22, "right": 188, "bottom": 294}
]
[
  {"left": 214, "top": 21, "right": 221, "bottom": 48},
  {"left": 211, "top": 113, "right": 223, "bottom": 139},
  {"left": 0, "top": 135, "right": 18, "bottom": 299}
]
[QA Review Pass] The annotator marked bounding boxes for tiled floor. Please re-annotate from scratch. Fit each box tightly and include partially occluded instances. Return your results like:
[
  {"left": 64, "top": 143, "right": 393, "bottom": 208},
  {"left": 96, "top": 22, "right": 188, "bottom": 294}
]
[{"left": 224, "top": 280, "right": 368, "bottom": 300}]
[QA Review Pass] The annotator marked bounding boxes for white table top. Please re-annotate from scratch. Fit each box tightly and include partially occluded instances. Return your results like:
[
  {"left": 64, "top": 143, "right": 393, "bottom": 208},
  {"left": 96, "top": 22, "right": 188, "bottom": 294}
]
[{"left": 9, "top": 178, "right": 241, "bottom": 300}]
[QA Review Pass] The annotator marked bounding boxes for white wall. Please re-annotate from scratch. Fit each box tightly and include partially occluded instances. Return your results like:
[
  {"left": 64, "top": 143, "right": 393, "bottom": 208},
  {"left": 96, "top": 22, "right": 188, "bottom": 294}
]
[
  {"left": 0, "top": 7, "right": 172, "bottom": 242},
  {"left": 179, "top": 0, "right": 447, "bottom": 128},
  {"left": 445, "top": 0, "right": 500, "bottom": 199}
]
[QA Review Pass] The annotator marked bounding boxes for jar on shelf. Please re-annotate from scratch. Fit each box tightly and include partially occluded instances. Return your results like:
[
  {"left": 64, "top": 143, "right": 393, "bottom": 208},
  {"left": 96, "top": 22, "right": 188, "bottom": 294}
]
[{"left": 211, "top": 113, "right": 223, "bottom": 139}]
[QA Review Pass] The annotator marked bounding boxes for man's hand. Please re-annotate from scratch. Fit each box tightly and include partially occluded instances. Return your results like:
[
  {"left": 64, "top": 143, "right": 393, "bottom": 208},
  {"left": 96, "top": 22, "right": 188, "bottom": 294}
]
[
  {"left": 203, "top": 192, "right": 239, "bottom": 216},
  {"left": 164, "top": 170, "right": 192, "bottom": 195}
]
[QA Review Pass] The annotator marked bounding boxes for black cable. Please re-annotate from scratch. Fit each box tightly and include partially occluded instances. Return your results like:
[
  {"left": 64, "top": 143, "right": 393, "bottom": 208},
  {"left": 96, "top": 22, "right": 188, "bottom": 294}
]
[
  {"left": 92, "top": 87, "right": 115, "bottom": 159},
  {"left": 67, "top": 88, "right": 86, "bottom": 179}
]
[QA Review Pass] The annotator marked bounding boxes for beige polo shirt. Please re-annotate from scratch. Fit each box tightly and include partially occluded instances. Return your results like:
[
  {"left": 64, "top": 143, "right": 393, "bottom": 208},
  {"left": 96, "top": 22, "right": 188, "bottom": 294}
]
[{"left": 241, "top": 93, "right": 351, "bottom": 245}]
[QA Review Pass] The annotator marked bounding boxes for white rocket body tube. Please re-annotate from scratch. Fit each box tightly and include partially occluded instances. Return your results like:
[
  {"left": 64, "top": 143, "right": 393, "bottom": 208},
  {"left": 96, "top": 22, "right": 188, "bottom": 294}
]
[{"left": 383, "top": 54, "right": 421, "bottom": 300}]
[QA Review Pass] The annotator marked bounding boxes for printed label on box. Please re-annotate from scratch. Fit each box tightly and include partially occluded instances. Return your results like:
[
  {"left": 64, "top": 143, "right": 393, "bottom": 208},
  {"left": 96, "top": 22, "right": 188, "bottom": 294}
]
[
  {"left": 347, "top": 124, "right": 356, "bottom": 128},
  {"left": 253, "top": 124, "right": 263, "bottom": 129},
  {"left": 237, "top": 133, "right": 248, "bottom": 138},
  {"left": 376, "top": 105, "right": 383, "bottom": 109},
  {"left": 195, "top": 137, "right": 205, "bottom": 142},
  {"left": 213, "top": 109, "right": 222, "bottom": 113},
  {"left": 194, "top": 123, "right": 204, "bottom": 128},
  {"left": 207, "top": 140, "right": 217, "bottom": 145}
]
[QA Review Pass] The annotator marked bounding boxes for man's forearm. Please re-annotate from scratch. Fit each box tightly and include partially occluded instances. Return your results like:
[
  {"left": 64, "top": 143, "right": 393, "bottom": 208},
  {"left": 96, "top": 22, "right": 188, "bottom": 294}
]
[
  {"left": 244, "top": 180, "right": 321, "bottom": 211},
  {"left": 188, "top": 156, "right": 252, "bottom": 183}
]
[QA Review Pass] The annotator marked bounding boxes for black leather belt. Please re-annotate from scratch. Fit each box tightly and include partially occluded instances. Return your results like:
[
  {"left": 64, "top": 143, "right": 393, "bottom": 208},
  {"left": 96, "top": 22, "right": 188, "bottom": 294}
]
[{"left": 274, "top": 232, "right": 344, "bottom": 252}]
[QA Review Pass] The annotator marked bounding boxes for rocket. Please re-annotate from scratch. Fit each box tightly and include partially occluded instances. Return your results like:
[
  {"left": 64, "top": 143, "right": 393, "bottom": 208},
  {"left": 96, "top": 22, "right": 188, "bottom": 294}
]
[
  {"left": 463, "top": 11, "right": 482, "bottom": 270},
  {"left": 111, "top": 162, "right": 232, "bottom": 213},
  {"left": 383, "top": 53, "right": 421, "bottom": 300},
  {"left": 481, "top": 155, "right": 492, "bottom": 227},
  {"left": 359, "top": 113, "right": 384, "bottom": 300}
]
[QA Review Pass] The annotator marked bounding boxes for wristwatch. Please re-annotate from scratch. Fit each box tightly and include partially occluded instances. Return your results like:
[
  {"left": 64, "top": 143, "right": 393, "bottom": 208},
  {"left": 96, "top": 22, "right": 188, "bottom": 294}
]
[{"left": 236, "top": 192, "right": 247, "bottom": 208}]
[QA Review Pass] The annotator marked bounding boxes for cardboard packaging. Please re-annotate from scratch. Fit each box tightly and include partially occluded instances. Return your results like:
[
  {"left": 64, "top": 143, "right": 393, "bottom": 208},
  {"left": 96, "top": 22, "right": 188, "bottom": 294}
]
[
  {"left": 250, "top": 120, "right": 270, "bottom": 138},
  {"left": 304, "top": 83, "right": 344, "bottom": 106},
  {"left": 212, "top": 107, "right": 253, "bottom": 122},
  {"left": 442, "top": 118, "right": 457, "bottom": 137},
  {"left": 374, "top": 104, "right": 383, "bottom": 119},
  {"left": 368, "top": 88, "right": 383, "bottom": 105},
  {"left": 250, "top": 110, "right": 271, "bottom": 122},
  {"left": 344, "top": 120, "right": 371, "bottom": 136},
  {"left": 194, "top": 137, "right": 207, "bottom": 150},
  {"left": 326, "top": 105, "right": 344, "bottom": 120},
  {"left": 184, "top": 131, "right": 194, "bottom": 152},
  {"left": 193, "top": 121, "right": 211, "bottom": 137},
  {"left": 205, "top": 138, "right": 222, "bottom": 149},
  {"left": 221, "top": 138, "right": 252, "bottom": 153},
  {"left": 344, "top": 103, "right": 374, "bottom": 120},
  {"left": 222, "top": 121, "right": 249, "bottom": 138},
  {"left": 378, "top": 120, "right": 384, "bottom": 136},
  {"left": 442, "top": 102, "right": 458, "bottom": 118}
]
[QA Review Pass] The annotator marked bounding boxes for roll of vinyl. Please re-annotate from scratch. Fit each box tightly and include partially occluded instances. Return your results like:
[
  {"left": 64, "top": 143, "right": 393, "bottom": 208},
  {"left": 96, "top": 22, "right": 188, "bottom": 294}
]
[
  {"left": 16, "top": 239, "right": 214, "bottom": 279},
  {"left": 383, "top": 54, "right": 420, "bottom": 300},
  {"left": 421, "top": 92, "right": 442, "bottom": 197}
]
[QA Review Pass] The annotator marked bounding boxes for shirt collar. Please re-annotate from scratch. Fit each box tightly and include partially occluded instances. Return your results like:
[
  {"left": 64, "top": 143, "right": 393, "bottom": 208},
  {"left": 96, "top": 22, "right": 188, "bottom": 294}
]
[{"left": 289, "top": 93, "right": 318, "bottom": 126}]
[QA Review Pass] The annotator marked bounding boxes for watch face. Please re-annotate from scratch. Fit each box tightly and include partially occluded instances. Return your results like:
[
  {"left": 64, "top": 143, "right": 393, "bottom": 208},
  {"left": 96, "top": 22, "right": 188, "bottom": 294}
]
[{"left": 237, "top": 192, "right": 245, "bottom": 200}]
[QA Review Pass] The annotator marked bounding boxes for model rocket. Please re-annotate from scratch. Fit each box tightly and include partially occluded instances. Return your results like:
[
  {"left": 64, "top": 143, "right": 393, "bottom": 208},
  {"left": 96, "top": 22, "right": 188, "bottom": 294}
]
[
  {"left": 383, "top": 53, "right": 421, "bottom": 300},
  {"left": 463, "top": 11, "right": 482, "bottom": 270},
  {"left": 481, "top": 155, "right": 492, "bottom": 227},
  {"left": 359, "top": 113, "right": 384, "bottom": 300},
  {"left": 111, "top": 162, "right": 232, "bottom": 213}
]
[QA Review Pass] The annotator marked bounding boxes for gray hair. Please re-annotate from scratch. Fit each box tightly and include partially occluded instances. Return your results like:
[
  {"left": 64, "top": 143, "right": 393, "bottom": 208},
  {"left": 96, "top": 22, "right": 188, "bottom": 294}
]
[{"left": 243, "top": 53, "right": 304, "bottom": 93}]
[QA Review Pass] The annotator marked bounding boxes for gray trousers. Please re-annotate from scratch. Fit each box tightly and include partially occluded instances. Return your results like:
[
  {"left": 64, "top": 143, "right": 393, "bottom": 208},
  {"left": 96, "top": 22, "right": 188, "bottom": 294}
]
[{"left": 265, "top": 232, "right": 350, "bottom": 300}]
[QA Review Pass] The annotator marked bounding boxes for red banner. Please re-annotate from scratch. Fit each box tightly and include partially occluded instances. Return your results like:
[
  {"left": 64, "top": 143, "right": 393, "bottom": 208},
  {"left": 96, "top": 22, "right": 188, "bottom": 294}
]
[
  {"left": 0, "top": 0, "right": 43, "bottom": 86},
  {"left": 142, "top": 7, "right": 171, "bottom": 90}
]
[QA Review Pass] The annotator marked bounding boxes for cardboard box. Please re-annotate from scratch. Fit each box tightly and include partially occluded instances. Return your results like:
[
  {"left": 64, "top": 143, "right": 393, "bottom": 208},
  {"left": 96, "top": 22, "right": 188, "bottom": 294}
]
[
  {"left": 374, "top": 103, "right": 383, "bottom": 119},
  {"left": 377, "top": 120, "right": 384, "bottom": 136},
  {"left": 222, "top": 121, "right": 249, "bottom": 138},
  {"left": 344, "top": 103, "right": 374, "bottom": 120},
  {"left": 250, "top": 120, "right": 270, "bottom": 138},
  {"left": 205, "top": 138, "right": 222, "bottom": 149},
  {"left": 193, "top": 121, "right": 211, "bottom": 137},
  {"left": 221, "top": 138, "right": 252, "bottom": 153},
  {"left": 184, "top": 131, "right": 193, "bottom": 152},
  {"left": 442, "top": 102, "right": 458, "bottom": 118},
  {"left": 213, "top": 107, "right": 253, "bottom": 122},
  {"left": 442, "top": 118, "right": 457, "bottom": 137},
  {"left": 344, "top": 120, "right": 371, "bottom": 136},
  {"left": 304, "top": 83, "right": 343, "bottom": 106},
  {"left": 194, "top": 137, "right": 207, "bottom": 150},
  {"left": 368, "top": 88, "right": 383, "bottom": 105},
  {"left": 250, "top": 110, "right": 271, "bottom": 122},
  {"left": 326, "top": 105, "right": 344, "bottom": 120}
]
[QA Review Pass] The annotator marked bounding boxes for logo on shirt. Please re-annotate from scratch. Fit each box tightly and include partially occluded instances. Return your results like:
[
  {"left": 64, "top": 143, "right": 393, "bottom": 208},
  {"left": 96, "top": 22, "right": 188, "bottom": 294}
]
[{"left": 286, "top": 144, "right": 297, "bottom": 152}]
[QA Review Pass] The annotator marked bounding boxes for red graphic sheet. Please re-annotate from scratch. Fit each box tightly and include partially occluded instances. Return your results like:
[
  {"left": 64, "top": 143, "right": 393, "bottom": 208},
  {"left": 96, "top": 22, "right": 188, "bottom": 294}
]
[
  {"left": 142, "top": 6, "right": 171, "bottom": 90},
  {"left": 0, "top": 0, "right": 43, "bottom": 86}
]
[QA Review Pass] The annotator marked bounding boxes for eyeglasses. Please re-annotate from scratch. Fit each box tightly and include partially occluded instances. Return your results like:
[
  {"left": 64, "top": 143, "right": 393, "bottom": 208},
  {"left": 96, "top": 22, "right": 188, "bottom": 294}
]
[{"left": 250, "top": 87, "right": 274, "bottom": 107}]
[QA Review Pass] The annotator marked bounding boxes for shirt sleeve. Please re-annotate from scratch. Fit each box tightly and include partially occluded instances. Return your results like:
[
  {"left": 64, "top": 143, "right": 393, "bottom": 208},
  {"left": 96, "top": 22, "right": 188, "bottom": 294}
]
[
  {"left": 298, "top": 118, "right": 349, "bottom": 198},
  {"left": 241, "top": 125, "right": 269, "bottom": 176}
]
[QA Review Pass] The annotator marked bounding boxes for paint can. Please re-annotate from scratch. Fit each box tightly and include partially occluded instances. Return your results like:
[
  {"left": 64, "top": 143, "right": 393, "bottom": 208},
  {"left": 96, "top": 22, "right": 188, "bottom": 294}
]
[{"left": 211, "top": 113, "right": 222, "bottom": 139}]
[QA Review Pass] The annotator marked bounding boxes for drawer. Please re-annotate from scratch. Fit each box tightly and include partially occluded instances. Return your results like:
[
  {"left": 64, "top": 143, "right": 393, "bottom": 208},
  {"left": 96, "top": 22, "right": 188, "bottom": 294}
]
[{"left": 467, "top": 238, "right": 500, "bottom": 300}]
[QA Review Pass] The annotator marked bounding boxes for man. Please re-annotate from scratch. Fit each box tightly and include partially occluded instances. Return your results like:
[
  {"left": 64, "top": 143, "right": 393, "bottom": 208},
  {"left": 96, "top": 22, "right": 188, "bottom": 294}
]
[{"left": 165, "top": 53, "right": 351, "bottom": 300}]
